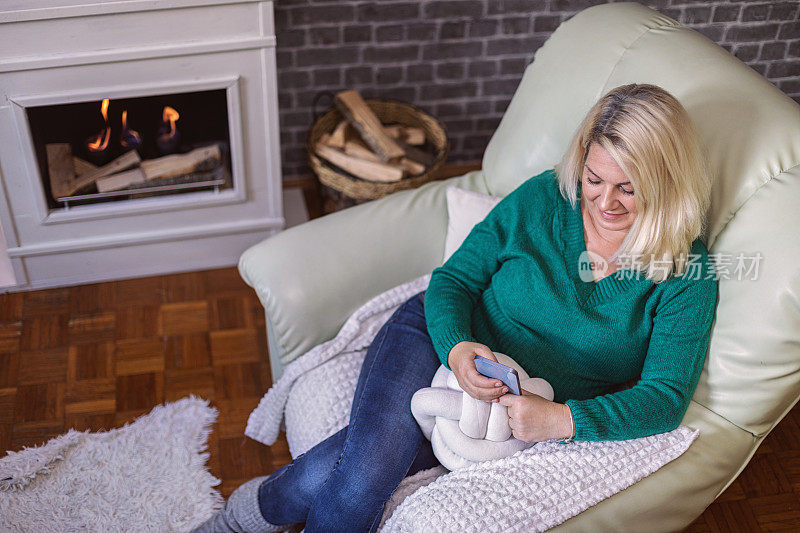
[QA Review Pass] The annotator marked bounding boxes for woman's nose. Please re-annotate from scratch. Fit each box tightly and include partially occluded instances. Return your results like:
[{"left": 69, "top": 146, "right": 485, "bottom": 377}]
[{"left": 597, "top": 187, "right": 620, "bottom": 211}]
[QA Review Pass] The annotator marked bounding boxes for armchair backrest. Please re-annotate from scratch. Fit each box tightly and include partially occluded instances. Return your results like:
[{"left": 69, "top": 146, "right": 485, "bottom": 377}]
[{"left": 482, "top": 1, "right": 800, "bottom": 436}]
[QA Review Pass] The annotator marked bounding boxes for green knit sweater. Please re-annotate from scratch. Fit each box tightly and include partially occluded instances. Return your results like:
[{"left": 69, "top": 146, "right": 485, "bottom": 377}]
[{"left": 424, "top": 168, "right": 719, "bottom": 441}]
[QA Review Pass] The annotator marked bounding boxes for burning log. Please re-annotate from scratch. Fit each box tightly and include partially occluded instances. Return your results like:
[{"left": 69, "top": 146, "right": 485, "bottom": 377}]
[
  {"left": 95, "top": 168, "right": 146, "bottom": 193},
  {"left": 72, "top": 157, "right": 98, "bottom": 177},
  {"left": 75, "top": 150, "right": 141, "bottom": 187},
  {"left": 48, "top": 141, "right": 225, "bottom": 199},
  {"left": 139, "top": 144, "right": 221, "bottom": 182},
  {"left": 131, "top": 165, "right": 226, "bottom": 190},
  {"left": 45, "top": 95, "right": 227, "bottom": 201},
  {"left": 46, "top": 143, "right": 76, "bottom": 199},
  {"left": 47, "top": 144, "right": 140, "bottom": 198}
]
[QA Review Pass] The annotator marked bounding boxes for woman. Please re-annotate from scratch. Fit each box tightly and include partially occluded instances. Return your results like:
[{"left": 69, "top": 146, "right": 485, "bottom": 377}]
[{"left": 194, "top": 83, "right": 718, "bottom": 532}]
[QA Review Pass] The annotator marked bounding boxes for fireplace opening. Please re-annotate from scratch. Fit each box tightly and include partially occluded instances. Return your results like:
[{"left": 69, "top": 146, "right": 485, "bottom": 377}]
[{"left": 26, "top": 88, "right": 233, "bottom": 210}]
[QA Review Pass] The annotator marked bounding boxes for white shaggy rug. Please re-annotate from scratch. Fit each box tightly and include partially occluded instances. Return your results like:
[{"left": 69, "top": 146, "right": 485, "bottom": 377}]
[{"left": 0, "top": 396, "right": 223, "bottom": 532}]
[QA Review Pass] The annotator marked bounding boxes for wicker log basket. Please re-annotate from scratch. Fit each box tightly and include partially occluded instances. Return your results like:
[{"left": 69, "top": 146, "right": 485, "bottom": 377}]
[{"left": 307, "top": 97, "right": 449, "bottom": 212}]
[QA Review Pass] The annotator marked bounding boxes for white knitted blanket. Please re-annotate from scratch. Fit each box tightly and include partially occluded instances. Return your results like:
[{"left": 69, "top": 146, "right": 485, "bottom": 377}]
[{"left": 245, "top": 274, "right": 699, "bottom": 531}]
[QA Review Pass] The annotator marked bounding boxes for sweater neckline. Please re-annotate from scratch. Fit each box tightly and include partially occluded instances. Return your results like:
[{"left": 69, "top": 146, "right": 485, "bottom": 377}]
[{"left": 559, "top": 182, "right": 650, "bottom": 307}]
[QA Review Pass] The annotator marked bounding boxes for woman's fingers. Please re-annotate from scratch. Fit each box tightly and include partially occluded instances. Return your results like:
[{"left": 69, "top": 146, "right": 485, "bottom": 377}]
[
  {"left": 471, "top": 345, "right": 502, "bottom": 396},
  {"left": 470, "top": 370, "right": 502, "bottom": 390},
  {"left": 474, "top": 345, "right": 497, "bottom": 362},
  {"left": 465, "top": 351, "right": 507, "bottom": 400},
  {"left": 449, "top": 341, "right": 508, "bottom": 401},
  {"left": 471, "top": 388, "right": 503, "bottom": 402},
  {"left": 467, "top": 348, "right": 501, "bottom": 387},
  {"left": 462, "top": 379, "right": 503, "bottom": 402},
  {"left": 466, "top": 376, "right": 508, "bottom": 401},
  {"left": 466, "top": 364, "right": 504, "bottom": 389}
]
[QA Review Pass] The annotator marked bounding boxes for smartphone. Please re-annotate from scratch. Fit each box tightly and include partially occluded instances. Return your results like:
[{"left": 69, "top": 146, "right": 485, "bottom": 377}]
[{"left": 473, "top": 355, "right": 521, "bottom": 395}]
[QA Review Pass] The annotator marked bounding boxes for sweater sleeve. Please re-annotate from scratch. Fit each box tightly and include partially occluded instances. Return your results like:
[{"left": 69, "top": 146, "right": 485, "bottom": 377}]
[
  {"left": 564, "top": 274, "right": 719, "bottom": 441},
  {"left": 424, "top": 195, "right": 514, "bottom": 369}
]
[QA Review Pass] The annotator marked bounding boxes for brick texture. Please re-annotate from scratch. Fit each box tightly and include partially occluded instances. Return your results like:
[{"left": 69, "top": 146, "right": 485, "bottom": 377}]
[{"left": 275, "top": 0, "right": 800, "bottom": 179}]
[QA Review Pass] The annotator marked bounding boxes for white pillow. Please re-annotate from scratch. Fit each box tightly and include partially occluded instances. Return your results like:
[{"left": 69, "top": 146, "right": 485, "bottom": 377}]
[{"left": 443, "top": 186, "right": 503, "bottom": 263}]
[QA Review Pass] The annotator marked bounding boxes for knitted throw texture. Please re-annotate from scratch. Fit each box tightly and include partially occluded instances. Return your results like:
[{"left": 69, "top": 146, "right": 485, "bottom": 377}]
[{"left": 245, "top": 274, "right": 700, "bottom": 531}]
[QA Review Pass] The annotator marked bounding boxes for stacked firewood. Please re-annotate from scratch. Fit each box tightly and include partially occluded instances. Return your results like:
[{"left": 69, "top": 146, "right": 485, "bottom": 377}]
[
  {"left": 314, "top": 90, "right": 434, "bottom": 183},
  {"left": 45, "top": 143, "right": 224, "bottom": 200}
]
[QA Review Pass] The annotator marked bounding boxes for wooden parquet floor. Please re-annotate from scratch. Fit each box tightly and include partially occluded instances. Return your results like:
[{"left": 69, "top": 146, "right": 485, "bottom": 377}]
[
  {"left": 0, "top": 267, "right": 288, "bottom": 500},
  {"left": 1, "top": 266, "right": 799, "bottom": 531}
]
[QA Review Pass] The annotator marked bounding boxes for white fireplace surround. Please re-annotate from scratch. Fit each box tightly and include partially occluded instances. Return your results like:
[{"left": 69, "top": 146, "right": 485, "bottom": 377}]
[{"left": 0, "top": 0, "right": 283, "bottom": 291}]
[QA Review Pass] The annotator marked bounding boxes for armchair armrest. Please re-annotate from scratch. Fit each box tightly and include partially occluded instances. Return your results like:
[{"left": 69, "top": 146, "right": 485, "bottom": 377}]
[{"left": 238, "top": 170, "right": 487, "bottom": 376}]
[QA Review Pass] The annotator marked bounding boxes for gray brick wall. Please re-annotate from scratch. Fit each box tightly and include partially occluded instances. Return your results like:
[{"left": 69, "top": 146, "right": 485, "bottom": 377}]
[{"left": 275, "top": 1, "right": 800, "bottom": 179}]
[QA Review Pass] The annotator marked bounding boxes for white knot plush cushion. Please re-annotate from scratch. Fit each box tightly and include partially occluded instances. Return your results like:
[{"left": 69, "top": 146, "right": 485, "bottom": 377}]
[{"left": 410, "top": 352, "right": 554, "bottom": 471}]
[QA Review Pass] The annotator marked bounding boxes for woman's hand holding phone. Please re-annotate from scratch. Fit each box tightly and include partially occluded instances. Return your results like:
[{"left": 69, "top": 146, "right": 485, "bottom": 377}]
[{"left": 448, "top": 341, "right": 509, "bottom": 402}]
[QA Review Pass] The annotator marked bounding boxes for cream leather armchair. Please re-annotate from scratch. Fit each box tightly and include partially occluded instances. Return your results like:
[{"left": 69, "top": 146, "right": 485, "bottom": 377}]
[{"left": 238, "top": 2, "right": 800, "bottom": 530}]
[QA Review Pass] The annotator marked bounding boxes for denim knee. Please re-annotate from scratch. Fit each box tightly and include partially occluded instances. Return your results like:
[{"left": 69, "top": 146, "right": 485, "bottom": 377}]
[
  {"left": 305, "top": 462, "right": 400, "bottom": 533},
  {"left": 258, "top": 427, "right": 348, "bottom": 525}
]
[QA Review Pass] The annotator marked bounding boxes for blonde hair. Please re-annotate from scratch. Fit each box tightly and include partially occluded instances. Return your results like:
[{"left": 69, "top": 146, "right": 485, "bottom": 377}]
[{"left": 554, "top": 83, "right": 712, "bottom": 284}]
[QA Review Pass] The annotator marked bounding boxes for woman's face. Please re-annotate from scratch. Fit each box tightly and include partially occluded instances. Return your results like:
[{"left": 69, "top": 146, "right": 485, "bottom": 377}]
[{"left": 581, "top": 143, "right": 637, "bottom": 235}]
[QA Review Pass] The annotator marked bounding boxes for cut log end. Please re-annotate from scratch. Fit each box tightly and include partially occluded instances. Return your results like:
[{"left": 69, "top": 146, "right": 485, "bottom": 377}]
[{"left": 334, "top": 90, "right": 406, "bottom": 162}]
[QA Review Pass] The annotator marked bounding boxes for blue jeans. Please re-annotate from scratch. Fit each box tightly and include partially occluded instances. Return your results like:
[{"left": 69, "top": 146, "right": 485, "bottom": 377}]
[{"left": 257, "top": 290, "right": 442, "bottom": 532}]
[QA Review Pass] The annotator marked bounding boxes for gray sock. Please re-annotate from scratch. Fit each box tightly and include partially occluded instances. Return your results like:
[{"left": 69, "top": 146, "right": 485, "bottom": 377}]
[{"left": 192, "top": 476, "right": 288, "bottom": 533}]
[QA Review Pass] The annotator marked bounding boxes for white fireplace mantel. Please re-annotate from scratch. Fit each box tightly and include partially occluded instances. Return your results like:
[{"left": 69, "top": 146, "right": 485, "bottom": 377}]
[{"left": 0, "top": 0, "right": 283, "bottom": 291}]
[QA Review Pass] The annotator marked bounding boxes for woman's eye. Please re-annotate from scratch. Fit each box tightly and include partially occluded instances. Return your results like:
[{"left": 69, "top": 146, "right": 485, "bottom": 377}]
[{"left": 586, "top": 176, "right": 633, "bottom": 195}]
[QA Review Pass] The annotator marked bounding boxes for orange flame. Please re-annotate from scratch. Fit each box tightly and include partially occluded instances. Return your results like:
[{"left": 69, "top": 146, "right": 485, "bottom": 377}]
[
  {"left": 87, "top": 98, "right": 110, "bottom": 151},
  {"left": 121, "top": 109, "right": 141, "bottom": 147},
  {"left": 162, "top": 106, "right": 180, "bottom": 139},
  {"left": 99, "top": 98, "right": 109, "bottom": 121}
]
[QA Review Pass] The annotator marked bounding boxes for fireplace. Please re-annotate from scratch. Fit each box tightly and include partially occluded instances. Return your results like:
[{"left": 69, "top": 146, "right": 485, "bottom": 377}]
[
  {"left": 0, "top": 1, "right": 282, "bottom": 290},
  {"left": 29, "top": 89, "right": 234, "bottom": 209}
]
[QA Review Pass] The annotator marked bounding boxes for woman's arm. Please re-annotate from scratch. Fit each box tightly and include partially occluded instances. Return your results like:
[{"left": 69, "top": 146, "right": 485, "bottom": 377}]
[
  {"left": 425, "top": 188, "right": 522, "bottom": 402},
  {"left": 424, "top": 194, "right": 513, "bottom": 369},
  {"left": 564, "top": 275, "right": 719, "bottom": 441}
]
